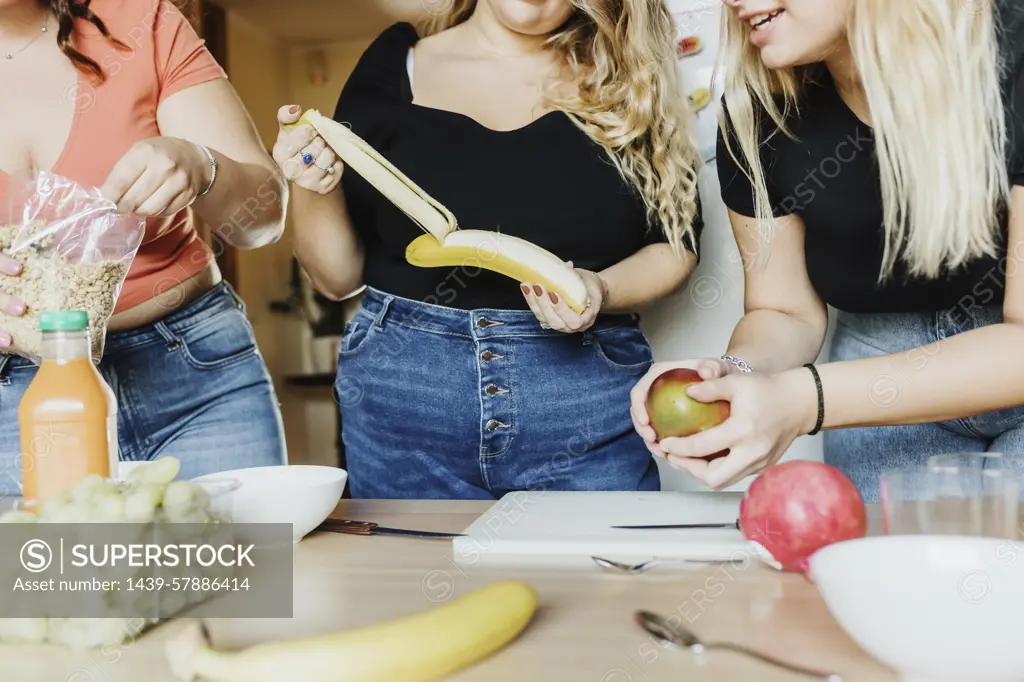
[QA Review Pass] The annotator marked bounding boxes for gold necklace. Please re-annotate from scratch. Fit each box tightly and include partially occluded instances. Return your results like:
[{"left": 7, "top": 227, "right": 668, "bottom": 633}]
[{"left": 3, "top": 15, "right": 49, "bottom": 60}]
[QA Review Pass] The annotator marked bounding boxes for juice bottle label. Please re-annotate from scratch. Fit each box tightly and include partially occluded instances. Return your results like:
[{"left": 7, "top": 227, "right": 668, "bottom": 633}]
[{"left": 22, "top": 420, "right": 111, "bottom": 506}]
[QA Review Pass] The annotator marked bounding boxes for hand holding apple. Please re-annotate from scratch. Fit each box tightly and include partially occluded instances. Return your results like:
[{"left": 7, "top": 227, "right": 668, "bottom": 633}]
[
  {"left": 630, "top": 360, "right": 734, "bottom": 461},
  {"left": 655, "top": 367, "right": 820, "bottom": 490},
  {"left": 645, "top": 368, "right": 731, "bottom": 461}
]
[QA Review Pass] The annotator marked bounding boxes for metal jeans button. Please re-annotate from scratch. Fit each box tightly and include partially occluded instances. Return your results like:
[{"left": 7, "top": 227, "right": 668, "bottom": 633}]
[
  {"left": 481, "top": 349, "right": 504, "bottom": 362},
  {"left": 485, "top": 418, "right": 509, "bottom": 431},
  {"left": 485, "top": 383, "right": 508, "bottom": 396},
  {"left": 476, "top": 317, "right": 503, "bottom": 329}
]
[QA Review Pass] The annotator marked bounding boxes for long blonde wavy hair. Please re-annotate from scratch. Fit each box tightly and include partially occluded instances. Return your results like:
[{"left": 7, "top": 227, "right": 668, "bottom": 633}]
[
  {"left": 421, "top": 0, "right": 702, "bottom": 255},
  {"left": 720, "top": 0, "right": 1009, "bottom": 280}
]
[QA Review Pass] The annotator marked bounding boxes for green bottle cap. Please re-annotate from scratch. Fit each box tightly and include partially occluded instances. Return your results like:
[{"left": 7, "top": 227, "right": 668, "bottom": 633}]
[{"left": 39, "top": 311, "right": 90, "bottom": 331}]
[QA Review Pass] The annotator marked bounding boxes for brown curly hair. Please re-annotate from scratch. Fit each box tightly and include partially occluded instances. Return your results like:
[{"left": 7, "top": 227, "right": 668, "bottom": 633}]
[{"left": 47, "top": 0, "right": 128, "bottom": 81}]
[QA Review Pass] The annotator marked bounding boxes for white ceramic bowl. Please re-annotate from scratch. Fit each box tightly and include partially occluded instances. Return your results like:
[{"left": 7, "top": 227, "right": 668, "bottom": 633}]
[
  {"left": 810, "top": 535, "right": 1024, "bottom": 682},
  {"left": 193, "top": 465, "right": 347, "bottom": 543}
]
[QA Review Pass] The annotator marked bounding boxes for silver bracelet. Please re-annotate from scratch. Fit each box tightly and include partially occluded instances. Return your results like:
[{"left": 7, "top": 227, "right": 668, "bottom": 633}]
[
  {"left": 721, "top": 354, "right": 753, "bottom": 373},
  {"left": 194, "top": 143, "right": 217, "bottom": 197}
]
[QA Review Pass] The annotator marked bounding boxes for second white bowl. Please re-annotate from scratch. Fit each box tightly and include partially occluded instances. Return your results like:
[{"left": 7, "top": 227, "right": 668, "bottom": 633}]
[
  {"left": 810, "top": 534, "right": 1024, "bottom": 682},
  {"left": 194, "top": 465, "right": 347, "bottom": 543}
]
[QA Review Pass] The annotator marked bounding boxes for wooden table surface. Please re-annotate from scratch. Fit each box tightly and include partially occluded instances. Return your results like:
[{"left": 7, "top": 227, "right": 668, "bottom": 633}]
[{"left": 1, "top": 499, "right": 896, "bottom": 682}]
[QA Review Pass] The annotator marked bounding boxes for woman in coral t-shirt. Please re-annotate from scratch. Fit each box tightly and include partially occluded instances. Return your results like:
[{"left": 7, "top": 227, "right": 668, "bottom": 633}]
[{"left": 0, "top": 0, "right": 288, "bottom": 493}]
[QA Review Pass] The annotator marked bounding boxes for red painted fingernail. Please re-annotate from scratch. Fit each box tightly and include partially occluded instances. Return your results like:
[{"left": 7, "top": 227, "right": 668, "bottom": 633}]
[
  {"left": 521, "top": 285, "right": 530, "bottom": 296},
  {"left": 533, "top": 285, "right": 543, "bottom": 296},
  {"left": 549, "top": 292, "right": 559, "bottom": 304}
]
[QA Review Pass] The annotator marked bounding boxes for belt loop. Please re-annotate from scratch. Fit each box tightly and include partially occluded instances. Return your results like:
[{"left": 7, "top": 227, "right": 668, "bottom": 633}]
[
  {"left": 373, "top": 295, "right": 394, "bottom": 331},
  {"left": 226, "top": 281, "right": 245, "bottom": 311},
  {"left": 153, "top": 321, "right": 180, "bottom": 349},
  {"left": 945, "top": 305, "right": 964, "bottom": 334},
  {"left": 0, "top": 354, "right": 11, "bottom": 386},
  {"left": 581, "top": 329, "right": 594, "bottom": 347}
]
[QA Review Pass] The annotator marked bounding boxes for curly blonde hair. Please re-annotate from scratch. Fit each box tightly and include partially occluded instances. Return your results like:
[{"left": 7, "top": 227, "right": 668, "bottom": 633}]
[
  {"left": 421, "top": 0, "right": 703, "bottom": 255},
  {"left": 720, "top": 0, "right": 1008, "bottom": 280}
]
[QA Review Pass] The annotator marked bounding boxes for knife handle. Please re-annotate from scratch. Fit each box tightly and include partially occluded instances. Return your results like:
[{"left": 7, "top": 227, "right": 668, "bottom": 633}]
[{"left": 317, "top": 519, "right": 378, "bottom": 535}]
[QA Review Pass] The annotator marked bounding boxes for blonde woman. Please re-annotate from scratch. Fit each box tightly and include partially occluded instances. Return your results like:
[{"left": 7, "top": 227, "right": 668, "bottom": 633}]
[
  {"left": 272, "top": 0, "right": 704, "bottom": 499},
  {"left": 630, "top": 0, "right": 1024, "bottom": 501}
]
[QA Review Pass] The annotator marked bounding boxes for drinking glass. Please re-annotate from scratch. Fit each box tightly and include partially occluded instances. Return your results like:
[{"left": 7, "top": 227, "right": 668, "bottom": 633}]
[
  {"left": 880, "top": 463, "right": 1020, "bottom": 538},
  {"left": 927, "top": 452, "right": 1023, "bottom": 538},
  {"left": 928, "top": 452, "right": 1024, "bottom": 495}
]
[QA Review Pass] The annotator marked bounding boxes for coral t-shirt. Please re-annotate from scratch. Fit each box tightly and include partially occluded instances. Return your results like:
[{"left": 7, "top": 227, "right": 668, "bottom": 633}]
[{"left": 0, "top": 0, "right": 226, "bottom": 314}]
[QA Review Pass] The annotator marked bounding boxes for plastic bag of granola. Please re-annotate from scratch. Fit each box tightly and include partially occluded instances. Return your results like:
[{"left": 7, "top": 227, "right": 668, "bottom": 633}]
[{"left": 3, "top": 172, "right": 146, "bottom": 364}]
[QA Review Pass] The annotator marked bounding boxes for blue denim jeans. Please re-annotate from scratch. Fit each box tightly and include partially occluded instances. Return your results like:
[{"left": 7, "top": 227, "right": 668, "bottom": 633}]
[
  {"left": 825, "top": 304, "right": 1024, "bottom": 502},
  {"left": 335, "top": 287, "right": 660, "bottom": 499},
  {"left": 0, "top": 282, "right": 286, "bottom": 496}
]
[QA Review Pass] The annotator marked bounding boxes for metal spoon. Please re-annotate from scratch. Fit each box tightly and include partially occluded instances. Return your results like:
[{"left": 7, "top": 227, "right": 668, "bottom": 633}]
[
  {"left": 634, "top": 610, "right": 843, "bottom": 682},
  {"left": 591, "top": 556, "right": 731, "bottom": 574}
]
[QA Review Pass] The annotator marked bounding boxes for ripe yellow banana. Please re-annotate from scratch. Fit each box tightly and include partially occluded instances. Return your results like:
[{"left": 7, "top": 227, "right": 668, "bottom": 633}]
[
  {"left": 286, "top": 109, "right": 590, "bottom": 313},
  {"left": 166, "top": 581, "right": 538, "bottom": 682},
  {"left": 405, "top": 232, "right": 589, "bottom": 312}
]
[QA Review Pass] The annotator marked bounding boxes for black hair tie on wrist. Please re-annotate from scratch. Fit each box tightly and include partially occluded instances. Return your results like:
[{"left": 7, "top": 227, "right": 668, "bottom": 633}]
[{"left": 803, "top": 363, "right": 824, "bottom": 436}]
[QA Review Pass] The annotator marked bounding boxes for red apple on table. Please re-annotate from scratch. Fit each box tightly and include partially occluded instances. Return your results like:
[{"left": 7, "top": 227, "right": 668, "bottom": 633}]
[
  {"left": 739, "top": 460, "right": 867, "bottom": 574},
  {"left": 645, "top": 368, "right": 730, "bottom": 460}
]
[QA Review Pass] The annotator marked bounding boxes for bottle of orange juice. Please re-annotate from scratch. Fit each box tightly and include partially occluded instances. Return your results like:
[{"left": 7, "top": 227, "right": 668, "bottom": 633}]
[{"left": 18, "top": 311, "right": 117, "bottom": 509}]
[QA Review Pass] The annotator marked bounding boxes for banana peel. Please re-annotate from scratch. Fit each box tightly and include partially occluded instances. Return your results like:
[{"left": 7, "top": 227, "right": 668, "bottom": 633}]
[
  {"left": 166, "top": 580, "right": 538, "bottom": 682},
  {"left": 285, "top": 109, "right": 590, "bottom": 313},
  {"left": 287, "top": 109, "right": 455, "bottom": 241}
]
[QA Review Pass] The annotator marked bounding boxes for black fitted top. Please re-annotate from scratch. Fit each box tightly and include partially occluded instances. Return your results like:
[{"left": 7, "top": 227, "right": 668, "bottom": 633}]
[
  {"left": 333, "top": 22, "right": 702, "bottom": 311},
  {"left": 717, "top": 1, "right": 1024, "bottom": 314}
]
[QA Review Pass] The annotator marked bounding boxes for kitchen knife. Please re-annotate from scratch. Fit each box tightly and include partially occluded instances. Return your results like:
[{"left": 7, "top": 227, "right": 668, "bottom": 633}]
[
  {"left": 611, "top": 520, "right": 740, "bottom": 530},
  {"left": 317, "top": 519, "right": 465, "bottom": 538}
]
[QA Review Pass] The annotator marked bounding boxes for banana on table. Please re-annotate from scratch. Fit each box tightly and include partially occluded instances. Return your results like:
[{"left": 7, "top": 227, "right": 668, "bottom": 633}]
[
  {"left": 166, "top": 580, "right": 538, "bottom": 682},
  {"left": 286, "top": 110, "right": 590, "bottom": 313}
]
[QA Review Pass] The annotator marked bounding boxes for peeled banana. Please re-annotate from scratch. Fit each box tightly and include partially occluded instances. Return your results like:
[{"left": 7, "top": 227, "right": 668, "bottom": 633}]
[
  {"left": 406, "top": 232, "right": 589, "bottom": 311},
  {"left": 286, "top": 109, "right": 590, "bottom": 313},
  {"left": 166, "top": 581, "right": 538, "bottom": 682}
]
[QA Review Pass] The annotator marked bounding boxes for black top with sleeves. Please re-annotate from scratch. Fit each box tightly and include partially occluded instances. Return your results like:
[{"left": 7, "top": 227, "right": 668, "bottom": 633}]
[
  {"left": 332, "top": 22, "right": 702, "bottom": 311},
  {"left": 716, "top": 1, "right": 1024, "bottom": 314}
]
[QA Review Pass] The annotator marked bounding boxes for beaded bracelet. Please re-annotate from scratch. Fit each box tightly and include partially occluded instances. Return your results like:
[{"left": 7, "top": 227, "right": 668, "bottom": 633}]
[
  {"left": 720, "top": 354, "right": 753, "bottom": 373},
  {"left": 803, "top": 363, "right": 825, "bottom": 436}
]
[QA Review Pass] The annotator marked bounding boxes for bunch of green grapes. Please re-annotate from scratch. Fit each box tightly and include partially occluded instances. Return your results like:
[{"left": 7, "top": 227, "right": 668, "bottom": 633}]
[
  {"left": 0, "top": 457, "right": 234, "bottom": 649},
  {"left": 1, "top": 457, "right": 226, "bottom": 525}
]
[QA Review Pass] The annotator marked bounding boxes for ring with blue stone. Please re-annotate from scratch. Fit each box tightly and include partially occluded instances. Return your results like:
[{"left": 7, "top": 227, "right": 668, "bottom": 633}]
[{"left": 302, "top": 152, "right": 314, "bottom": 165}]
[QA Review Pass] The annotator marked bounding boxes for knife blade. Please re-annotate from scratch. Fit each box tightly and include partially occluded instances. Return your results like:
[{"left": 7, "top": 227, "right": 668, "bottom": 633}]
[
  {"left": 611, "top": 520, "right": 740, "bottom": 530},
  {"left": 370, "top": 526, "right": 466, "bottom": 538},
  {"left": 317, "top": 519, "right": 465, "bottom": 538}
]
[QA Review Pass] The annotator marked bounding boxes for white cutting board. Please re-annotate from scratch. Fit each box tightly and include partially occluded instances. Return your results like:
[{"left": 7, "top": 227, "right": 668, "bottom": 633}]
[{"left": 452, "top": 491, "right": 749, "bottom": 568}]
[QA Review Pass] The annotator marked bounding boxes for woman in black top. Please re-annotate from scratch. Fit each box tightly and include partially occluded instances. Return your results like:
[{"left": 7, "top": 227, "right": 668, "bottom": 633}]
[
  {"left": 273, "top": 0, "right": 704, "bottom": 498},
  {"left": 631, "top": 0, "right": 1024, "bottom": 501}
]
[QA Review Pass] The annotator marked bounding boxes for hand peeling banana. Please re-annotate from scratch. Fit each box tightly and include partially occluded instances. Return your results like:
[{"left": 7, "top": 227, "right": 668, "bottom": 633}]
[{"left": 285, "top": 109, "right": 590, "bottom": 313}]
